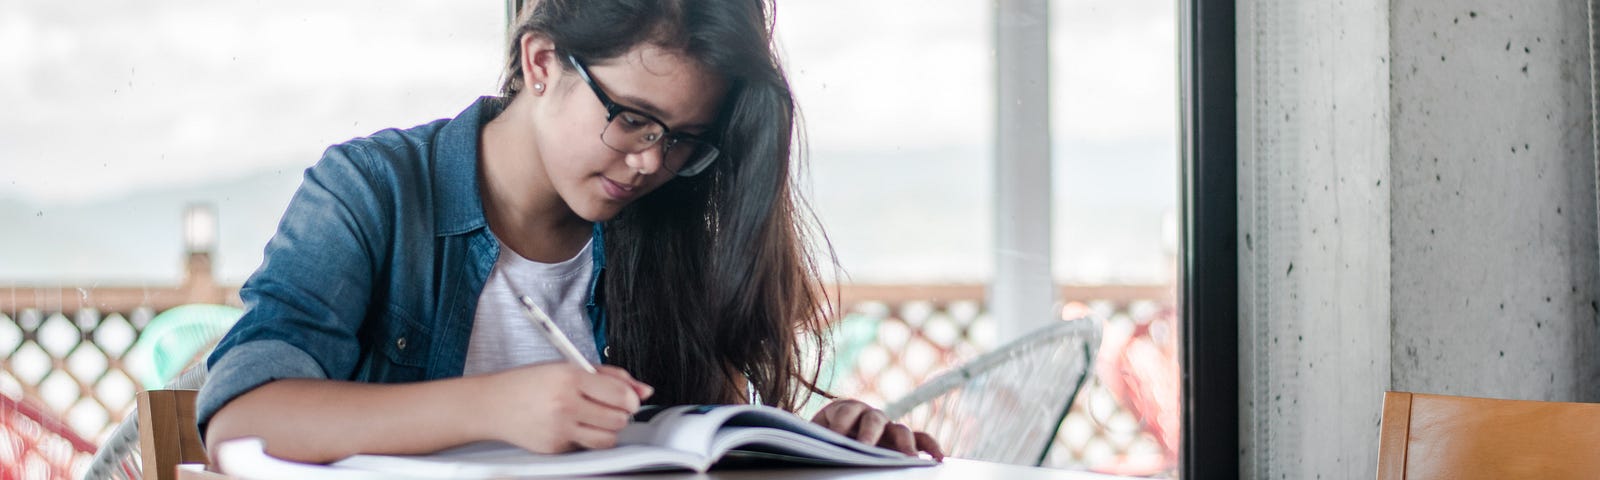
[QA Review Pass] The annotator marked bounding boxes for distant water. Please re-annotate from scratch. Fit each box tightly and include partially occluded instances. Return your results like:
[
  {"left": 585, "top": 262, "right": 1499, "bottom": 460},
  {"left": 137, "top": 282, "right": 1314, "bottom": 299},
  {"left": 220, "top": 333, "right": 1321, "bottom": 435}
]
[
  {"left": 1, "top": 142, "right": 1173, "bottom": 286},
  {"left": 808, "top": 142, "right": 1175, "bottom": 284}
]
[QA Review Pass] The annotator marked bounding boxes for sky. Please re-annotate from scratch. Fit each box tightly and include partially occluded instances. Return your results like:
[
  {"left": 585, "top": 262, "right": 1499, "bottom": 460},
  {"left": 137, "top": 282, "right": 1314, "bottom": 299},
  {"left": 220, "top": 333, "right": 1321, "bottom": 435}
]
[{"left": 0, "top": 0, "right": 1177, "bottom": 286}]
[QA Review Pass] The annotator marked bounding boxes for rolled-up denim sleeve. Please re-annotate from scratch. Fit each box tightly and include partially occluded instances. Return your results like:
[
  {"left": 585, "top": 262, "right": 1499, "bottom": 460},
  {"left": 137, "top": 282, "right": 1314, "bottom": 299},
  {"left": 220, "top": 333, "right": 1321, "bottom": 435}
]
[
  {"left": 196, "top": 143, "right": 394, "bottom": 437},
  {"left": 195, "top": 340, "right": 325, "bottom": 430}
]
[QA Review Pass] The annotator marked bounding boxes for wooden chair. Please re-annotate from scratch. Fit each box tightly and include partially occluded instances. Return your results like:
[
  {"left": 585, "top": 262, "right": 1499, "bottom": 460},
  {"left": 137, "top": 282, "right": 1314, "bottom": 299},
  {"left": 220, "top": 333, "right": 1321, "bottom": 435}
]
[
  {"left": 136, "top": 389, "right": 208, "bottom": 480},
  {"left": 86, "top": 365, "right": 211, "bottom": 480},
  {"left": 1378, "top": 391, "right": 1600, "bottom": 480}
]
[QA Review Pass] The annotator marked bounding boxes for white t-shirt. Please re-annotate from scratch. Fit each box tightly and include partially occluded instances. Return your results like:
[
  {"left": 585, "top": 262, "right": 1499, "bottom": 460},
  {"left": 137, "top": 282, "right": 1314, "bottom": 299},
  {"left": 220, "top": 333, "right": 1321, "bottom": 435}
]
[{"left": 463, "top": 239, "right": 600, "bottom": 376}]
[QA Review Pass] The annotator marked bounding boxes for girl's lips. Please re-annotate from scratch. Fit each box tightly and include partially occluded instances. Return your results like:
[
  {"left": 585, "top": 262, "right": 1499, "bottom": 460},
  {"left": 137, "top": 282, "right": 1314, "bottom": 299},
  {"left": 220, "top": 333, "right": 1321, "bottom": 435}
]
[{"left": 601, "top": 177, "right": 640, "bottom": 201}]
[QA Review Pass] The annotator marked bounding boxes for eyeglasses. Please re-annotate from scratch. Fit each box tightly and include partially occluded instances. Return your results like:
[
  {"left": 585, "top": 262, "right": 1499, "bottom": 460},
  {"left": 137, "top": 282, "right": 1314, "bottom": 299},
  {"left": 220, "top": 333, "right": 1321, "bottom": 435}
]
[{"left": 567, "top": 54, "right": 720, "bottom": 177}]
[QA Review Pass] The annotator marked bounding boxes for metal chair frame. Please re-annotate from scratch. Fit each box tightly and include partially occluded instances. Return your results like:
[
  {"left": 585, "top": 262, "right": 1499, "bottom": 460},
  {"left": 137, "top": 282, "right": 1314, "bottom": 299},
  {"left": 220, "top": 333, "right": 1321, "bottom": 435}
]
[{"left": 884, "top": 318, "right": 1100, "bottom": 466}]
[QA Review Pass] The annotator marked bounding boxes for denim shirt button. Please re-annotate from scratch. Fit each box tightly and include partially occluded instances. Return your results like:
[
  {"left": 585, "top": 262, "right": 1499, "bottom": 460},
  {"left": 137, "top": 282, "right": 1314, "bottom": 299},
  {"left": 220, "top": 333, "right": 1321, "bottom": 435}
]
[
  {"left": 604, "top": 345, "right": 612, "bottom": 358},
  {"left": 396, "top": 337, "right": 408, "bottom": 351}
]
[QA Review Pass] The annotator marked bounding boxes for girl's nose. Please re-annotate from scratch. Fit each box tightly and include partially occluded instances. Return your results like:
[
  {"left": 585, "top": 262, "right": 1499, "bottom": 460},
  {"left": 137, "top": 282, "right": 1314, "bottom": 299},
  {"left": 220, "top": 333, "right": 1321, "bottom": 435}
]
[{"left": 624, "top": 147, "right": 663, "bottom": 177}]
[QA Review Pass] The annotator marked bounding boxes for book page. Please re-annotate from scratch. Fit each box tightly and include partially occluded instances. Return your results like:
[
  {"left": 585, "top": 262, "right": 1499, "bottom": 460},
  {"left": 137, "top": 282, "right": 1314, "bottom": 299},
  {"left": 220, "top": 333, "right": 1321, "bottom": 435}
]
[
  {"left": 217, "top": 406, "right": 932, "bottom": 479},
  {"left": 709, "top": 427, "right": 935, "bottom": 467},
  {"left": 720, "top": 406, "right": 878, "bottom": 449},
  {"left": 618, "top": 404, "right": 754, "bottom": 453},
  {"left": 624, "top": 404, "right": 934, "bottom": 468}
]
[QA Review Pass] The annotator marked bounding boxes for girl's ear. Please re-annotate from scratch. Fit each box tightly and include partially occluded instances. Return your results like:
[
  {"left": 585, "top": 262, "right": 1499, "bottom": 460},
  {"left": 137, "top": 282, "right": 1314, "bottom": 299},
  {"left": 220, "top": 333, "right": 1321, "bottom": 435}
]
[{"left": 520, "top": 33, "right": 561, "bottom": 95}]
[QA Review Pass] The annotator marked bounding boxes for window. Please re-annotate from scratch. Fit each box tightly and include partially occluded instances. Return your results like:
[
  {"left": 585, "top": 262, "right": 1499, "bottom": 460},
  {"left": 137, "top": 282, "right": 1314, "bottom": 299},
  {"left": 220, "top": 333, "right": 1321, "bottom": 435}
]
[
  {"left": 0, "top": 2, "right": 506, "bottom": 467},
  {"left": 1, "top": 0, "right": 1214, "bottom": 476},
  {"left": 781, "top": 0, "right": 1183, "bottom": 474}
]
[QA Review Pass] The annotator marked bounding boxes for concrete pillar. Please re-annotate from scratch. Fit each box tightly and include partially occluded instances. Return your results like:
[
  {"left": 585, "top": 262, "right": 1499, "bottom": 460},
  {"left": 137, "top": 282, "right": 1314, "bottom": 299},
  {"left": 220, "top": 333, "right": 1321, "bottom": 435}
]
[
  {"left": 1237, "top": 0, "right": 1393, "bottom": 478},
  {"left": 992, "top": 0, "right": 1055, "bottom": 341}
]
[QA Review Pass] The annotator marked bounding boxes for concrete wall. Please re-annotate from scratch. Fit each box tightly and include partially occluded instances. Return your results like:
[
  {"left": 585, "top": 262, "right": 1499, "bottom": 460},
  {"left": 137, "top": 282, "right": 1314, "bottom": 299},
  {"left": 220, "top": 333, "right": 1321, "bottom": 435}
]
[
  {"left": 1238, "top": 0, "right": 1598, "bottom": 477},
  {"left": 1389, "top": 0, "right": 1600, "bottom": 403}
]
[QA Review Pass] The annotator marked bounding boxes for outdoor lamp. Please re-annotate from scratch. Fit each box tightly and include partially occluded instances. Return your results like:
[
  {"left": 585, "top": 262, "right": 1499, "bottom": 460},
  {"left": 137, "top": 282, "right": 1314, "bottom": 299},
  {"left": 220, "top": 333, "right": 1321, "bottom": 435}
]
[{"left": 183, "top": 203, "right": 217, "bottom": 254}]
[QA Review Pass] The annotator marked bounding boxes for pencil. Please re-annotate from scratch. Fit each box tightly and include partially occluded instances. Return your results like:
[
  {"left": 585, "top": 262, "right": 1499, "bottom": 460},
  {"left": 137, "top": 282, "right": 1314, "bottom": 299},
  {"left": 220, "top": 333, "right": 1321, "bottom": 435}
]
[{"left": 518, "top": 295, "right": 599, "bottom": 374}]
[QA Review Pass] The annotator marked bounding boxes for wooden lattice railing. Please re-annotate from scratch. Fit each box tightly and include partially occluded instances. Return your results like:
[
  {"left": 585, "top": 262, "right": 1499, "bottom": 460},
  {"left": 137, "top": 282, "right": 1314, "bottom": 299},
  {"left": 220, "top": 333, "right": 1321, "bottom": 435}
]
[
  {"left": 822, "top": 285, "right": 1177, "bottom": 475},
  {"left": 0, "top": 271, "right": 241, "bottom": 444},
  {"left": 1, "top": 282, "right": 1175, "bottom": 476}
]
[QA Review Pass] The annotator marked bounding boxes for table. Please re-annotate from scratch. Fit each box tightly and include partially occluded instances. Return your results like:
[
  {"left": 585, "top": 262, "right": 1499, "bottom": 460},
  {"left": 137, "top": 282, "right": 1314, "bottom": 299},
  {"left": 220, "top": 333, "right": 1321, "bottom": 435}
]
[{"left": 178, "top": 459, "right": 1136, "bottom": 480}]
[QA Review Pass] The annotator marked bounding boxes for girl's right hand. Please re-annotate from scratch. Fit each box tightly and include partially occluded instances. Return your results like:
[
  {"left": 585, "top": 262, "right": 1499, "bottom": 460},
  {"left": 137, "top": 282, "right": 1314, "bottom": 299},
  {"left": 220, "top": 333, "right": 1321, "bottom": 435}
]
[{"left": 479, "top": 363, "right": 654, "bottom": 453}]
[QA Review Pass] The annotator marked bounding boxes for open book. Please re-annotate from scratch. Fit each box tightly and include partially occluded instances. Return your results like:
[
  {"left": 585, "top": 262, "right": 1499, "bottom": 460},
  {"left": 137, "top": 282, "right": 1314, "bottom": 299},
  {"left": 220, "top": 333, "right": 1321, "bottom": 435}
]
[{"left": 216, "top": 404, "right": 934, "bottom": 479}]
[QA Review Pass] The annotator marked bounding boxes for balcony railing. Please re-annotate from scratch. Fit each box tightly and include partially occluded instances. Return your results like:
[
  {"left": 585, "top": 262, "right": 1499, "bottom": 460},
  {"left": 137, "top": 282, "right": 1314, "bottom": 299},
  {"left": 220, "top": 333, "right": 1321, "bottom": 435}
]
[{"left": 1, "top": 279, "right": 1174, "bottom": 475}]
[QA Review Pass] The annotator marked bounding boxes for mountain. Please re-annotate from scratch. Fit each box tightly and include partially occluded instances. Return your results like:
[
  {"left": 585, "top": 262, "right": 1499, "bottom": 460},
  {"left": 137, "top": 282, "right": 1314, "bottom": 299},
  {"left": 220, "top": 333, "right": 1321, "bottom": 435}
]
[
  {"left": 1, "top": 167, "right": 303, "bottom": 285},
  {"left": 2, "top": 144, "right": 1174, "bottom": 286}
]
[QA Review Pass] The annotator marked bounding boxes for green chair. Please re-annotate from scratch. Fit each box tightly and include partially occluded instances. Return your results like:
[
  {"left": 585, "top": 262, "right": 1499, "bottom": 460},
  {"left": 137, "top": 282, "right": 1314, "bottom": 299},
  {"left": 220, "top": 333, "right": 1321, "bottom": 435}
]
[
  {"left": 124, "top": 304, "right": 242, "bottom": 390},
  {"left": 799, "top": 313, "right": 881, "bottom": 418},
  {"left": 822, "top": 313, "right": 882, "bottom": 388}
]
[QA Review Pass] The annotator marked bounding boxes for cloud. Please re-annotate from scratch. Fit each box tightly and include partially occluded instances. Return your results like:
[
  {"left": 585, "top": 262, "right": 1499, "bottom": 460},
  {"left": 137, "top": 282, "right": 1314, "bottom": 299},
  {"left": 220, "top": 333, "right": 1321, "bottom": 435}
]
[
  {"left": 3, "top": 0, "right": 1179, "bottom": 284},
  {"left": 777, "top": 0, "right": 992, "bottom": 151},
  {"left": 775, "top": 0, "right": 1176, "bottom": 152},
  {"left": 0, "top": 0, "right": 504, "bottom": 204},
  {"left": 1052, "top": 0, "right": 1179, "bottom": 142}
]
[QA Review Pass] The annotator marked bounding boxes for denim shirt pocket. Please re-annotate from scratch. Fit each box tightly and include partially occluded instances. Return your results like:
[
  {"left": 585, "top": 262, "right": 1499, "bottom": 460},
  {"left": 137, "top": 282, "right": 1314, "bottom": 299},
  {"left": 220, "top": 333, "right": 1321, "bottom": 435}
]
[{"left": 376, "top": 303, "right": 432, "bottom": 380}]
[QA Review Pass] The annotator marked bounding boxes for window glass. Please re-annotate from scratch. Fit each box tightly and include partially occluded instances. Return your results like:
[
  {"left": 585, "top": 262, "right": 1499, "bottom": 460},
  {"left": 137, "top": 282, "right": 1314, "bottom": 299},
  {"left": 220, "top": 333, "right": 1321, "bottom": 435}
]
[
  {"left": 3, "top": 1, "right": 1177, "bottom": 475},
  {"left": 2, "top": 1, "right": 504, "bottom": 283}
]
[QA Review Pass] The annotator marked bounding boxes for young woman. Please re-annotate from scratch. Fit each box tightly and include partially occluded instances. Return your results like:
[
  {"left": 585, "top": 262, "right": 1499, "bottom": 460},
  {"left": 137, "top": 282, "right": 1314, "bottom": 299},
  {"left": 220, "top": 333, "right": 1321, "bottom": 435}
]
[{"left": 199, "top": 0, "right": 943, "bottom": 464}]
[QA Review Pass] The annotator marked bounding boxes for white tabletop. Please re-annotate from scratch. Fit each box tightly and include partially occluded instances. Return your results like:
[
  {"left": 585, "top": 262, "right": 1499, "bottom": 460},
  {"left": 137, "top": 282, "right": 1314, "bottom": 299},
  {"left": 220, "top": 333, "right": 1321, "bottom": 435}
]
[{"left": 182, "top": 459, "right": 1138, "bottom": 480}]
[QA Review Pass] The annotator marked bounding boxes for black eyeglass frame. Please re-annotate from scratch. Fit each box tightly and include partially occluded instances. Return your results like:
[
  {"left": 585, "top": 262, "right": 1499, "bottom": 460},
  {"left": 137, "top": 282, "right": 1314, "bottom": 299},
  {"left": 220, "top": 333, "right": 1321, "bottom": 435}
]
[{"left": 566, "top": 53, "right": 720, "bottom": 177}]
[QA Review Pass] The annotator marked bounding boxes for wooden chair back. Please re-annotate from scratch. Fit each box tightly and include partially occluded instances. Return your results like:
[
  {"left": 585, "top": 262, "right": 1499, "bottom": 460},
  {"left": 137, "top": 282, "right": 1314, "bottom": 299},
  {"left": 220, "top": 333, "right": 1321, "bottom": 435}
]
[
  {"left": 1378, "top": 391, "right": 1600, "bottom": 480},
  {"left": 137, "top": 389, "right": 207, "bottom": 480}
]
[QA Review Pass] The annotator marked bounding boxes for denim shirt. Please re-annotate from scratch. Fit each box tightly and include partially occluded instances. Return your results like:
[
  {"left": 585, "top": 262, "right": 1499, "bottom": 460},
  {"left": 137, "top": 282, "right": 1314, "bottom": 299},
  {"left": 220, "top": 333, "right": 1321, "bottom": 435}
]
[{"left": 196, "top": 97, "right": 609, "bottom": 434}]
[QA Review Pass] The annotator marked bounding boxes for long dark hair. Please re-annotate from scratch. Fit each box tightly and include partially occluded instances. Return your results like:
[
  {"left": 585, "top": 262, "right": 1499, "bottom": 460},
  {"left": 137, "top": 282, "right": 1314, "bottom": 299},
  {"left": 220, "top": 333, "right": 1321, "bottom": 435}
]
[{"left": 500, "top": 0, "right": 835, "bottom": 410}]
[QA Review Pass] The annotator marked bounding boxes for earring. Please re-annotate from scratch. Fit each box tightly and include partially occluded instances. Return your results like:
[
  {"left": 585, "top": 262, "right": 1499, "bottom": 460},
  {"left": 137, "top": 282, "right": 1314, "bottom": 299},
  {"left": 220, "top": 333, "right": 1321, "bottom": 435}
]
[{"left": 532, "top": 82, "right": 545, "bottom": 94}]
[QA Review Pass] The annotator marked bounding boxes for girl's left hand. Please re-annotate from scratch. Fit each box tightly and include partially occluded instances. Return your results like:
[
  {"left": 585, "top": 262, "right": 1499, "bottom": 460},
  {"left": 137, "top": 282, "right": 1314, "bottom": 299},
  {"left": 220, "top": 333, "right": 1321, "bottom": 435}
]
[{"left": 811, "top": 399, "right": 945, "bottom": 461}]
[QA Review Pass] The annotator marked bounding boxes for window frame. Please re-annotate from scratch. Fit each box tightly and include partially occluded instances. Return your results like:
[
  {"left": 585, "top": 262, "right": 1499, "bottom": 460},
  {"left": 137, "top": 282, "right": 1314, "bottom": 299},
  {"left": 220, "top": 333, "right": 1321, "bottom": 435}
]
[{"left": 1178, "top": 0, "right": 1239, "bottom": 478}]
